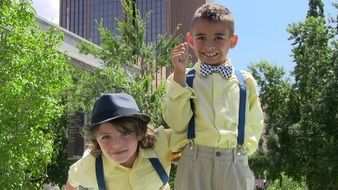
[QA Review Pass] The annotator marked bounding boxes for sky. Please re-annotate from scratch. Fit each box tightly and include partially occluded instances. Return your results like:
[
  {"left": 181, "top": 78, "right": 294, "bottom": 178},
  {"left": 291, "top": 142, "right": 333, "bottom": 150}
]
[{"left": 32, "top": 0, "right": 336, "bottom": 73}]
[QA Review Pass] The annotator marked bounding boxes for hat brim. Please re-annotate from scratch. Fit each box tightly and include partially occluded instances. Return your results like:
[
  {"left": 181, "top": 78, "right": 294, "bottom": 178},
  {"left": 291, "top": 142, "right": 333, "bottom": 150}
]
[{"left": 88, "top": 113, "right": 150, "bottom": 130}]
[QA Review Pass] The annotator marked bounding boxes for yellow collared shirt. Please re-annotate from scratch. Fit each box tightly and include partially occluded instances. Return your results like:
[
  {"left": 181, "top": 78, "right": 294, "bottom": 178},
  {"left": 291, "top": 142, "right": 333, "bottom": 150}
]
[
  {"left": 67, "top": 127, "right": 172, "bottom": 190},
  {"left": 163, "top": 60, "right": 264, "bottom": 155}
]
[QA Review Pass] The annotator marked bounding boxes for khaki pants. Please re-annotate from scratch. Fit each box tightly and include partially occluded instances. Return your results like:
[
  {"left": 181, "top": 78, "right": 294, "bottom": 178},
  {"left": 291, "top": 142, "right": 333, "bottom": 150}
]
[{"left": 174, "top": 145, "right": 255, "bottom": 190}]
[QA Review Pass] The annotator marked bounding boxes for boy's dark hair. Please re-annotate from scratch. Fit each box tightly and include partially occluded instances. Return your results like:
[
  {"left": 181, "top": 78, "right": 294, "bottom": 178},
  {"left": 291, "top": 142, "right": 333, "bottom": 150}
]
[
  {"left": 191, "top": 3, "right": 234, "bottom": 35},
  {"left": 88, "top": 117, "right": 156, "bottom": 157}
]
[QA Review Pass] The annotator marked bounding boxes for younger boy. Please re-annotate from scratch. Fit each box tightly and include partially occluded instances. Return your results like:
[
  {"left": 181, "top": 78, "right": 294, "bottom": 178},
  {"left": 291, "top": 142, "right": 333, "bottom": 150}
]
[
  {"left": 66, "top": 93, "right": 173, "bottom": 190},
  {"left": 163, "top": 3, "right": 264, "bottom": 190}
]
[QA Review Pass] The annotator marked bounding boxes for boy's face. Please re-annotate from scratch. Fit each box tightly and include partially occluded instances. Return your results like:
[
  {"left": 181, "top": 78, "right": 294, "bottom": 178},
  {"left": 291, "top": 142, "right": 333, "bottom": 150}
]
[
  {"left": 187, "top": 19, "right": 238, "bottom": 66},
  {"left": 96, "top": 122, "right": 139, "bottom": 168}
]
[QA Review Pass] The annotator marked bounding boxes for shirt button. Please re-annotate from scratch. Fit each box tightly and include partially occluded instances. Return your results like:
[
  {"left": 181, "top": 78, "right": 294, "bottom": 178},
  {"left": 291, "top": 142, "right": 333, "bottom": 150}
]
[{"left": 215, "top": 151, "right": 221, "bottom": 157}]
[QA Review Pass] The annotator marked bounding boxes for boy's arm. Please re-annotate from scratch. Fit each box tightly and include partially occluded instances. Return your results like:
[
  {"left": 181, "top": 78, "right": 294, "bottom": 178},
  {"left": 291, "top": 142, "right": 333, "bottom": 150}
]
[
  {"left": 163, "top": 74, "right": 196, "bottom": 151},
  {"left": 244, "top": 72, "right": 264, "bottom": 155},
  {"left": 163, "top": 42, "right": 195, "bottom": 151}
]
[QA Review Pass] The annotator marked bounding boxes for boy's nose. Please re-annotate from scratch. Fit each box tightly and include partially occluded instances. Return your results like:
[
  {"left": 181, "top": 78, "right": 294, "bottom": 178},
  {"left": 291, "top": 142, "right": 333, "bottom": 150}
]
[{"left": 111, "top": 136, "right": 124, "bottom": 148}]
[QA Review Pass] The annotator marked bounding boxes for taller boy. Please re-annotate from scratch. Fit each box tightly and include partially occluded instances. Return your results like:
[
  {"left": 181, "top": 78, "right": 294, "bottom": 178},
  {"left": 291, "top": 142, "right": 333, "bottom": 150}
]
[{"left": 163, "top": 3, "right": 264, "bottom": 190}]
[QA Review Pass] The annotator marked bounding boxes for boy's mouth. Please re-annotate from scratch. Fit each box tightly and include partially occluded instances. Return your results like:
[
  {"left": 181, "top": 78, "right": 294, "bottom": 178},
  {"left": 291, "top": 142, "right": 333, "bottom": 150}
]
[
  {"left": 112, "top": 149, "right": 128, "bottom": 155},
  {"left": 202, "top": 52, "right": 218, "bottom": 57}
]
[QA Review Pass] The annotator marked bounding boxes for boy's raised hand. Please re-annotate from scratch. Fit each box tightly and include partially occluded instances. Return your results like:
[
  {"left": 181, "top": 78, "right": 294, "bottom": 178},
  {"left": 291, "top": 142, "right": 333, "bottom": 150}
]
[{"left": 171, "top": 42, "right": 189, "bottom": 86}]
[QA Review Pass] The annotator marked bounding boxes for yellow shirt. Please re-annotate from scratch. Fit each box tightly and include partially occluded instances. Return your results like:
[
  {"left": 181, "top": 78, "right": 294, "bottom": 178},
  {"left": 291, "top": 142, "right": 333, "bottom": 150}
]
[
  {"left": 68, "top": 127, "right": 172, "bottom": 190},
  {"left": 163, "top": 60, "right": 264, "bottom": 155}
]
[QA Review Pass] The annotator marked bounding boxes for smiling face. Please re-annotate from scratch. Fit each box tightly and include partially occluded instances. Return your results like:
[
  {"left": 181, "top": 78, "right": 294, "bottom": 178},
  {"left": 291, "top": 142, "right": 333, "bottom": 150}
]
[
  {"left": 187, "top": 19, "right": 238, "bottom": 66},
  {"left": 95, "top": 122, "right": 140, "bottom": 168}
]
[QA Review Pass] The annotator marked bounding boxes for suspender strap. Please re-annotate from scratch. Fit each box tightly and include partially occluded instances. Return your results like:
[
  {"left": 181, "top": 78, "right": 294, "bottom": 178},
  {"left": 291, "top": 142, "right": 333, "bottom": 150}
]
[
  {"left": 185, "top": 68, "right": 247, "bottom": 146},
  {"left": 95, "top": 155, "right": 106, "bottom": 190},
  {"left": 96, "top": 156, "right": 168, "bottom": 189},
  {"left": 186, "top": 69, "right": 196, "bottom": 140},
  {"left": 148, "top": 158, "right": 169, "bottom": 185},
  {"left": 234, "top": 70, "right": 247, "bottom": 146}
]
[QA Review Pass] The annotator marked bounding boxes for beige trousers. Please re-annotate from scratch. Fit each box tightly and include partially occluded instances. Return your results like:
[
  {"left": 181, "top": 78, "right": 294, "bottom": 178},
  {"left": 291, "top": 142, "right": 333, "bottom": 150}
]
[{"left": 174, "top": 145, "right": 255, "bottom": 190}]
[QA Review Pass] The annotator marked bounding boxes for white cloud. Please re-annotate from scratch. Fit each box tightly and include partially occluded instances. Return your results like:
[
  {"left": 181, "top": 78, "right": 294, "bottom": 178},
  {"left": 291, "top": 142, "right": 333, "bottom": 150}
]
[{"left": 31, "top": 0, "right": 59, "bottom": 24}]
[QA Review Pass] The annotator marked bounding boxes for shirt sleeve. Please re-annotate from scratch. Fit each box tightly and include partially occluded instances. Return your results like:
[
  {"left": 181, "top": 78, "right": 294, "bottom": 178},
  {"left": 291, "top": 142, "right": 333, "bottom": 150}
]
[
  {"left": 154, "top": 127, "right": 180, "bottom": 166},
  {"left": 162, "top": 73, "right": 196, "bottom": 152},
  {"left": 67, "top": 154, "right": 97, "bottom": 188},
  {"left": 242, "top": 72, "right": 264, "bottom": 155}
]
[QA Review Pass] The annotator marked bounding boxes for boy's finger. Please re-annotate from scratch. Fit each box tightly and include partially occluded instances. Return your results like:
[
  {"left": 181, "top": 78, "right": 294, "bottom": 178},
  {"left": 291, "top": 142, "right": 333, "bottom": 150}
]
[
  {"left": 171, "top": 52, "right": 184, "bottom": 58},
  {"left": 184, "top": 42, "right": 189, "bottom": 54}
]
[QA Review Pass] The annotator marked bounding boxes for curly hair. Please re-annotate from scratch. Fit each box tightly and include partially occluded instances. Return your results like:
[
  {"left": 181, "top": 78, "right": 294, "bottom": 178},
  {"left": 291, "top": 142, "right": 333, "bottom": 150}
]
[
  {"left": 191, "top": 3, "right": 234, "bottom": 35},
  {"left": 87, "top": 117, "right": 156, "bottom": 157}
]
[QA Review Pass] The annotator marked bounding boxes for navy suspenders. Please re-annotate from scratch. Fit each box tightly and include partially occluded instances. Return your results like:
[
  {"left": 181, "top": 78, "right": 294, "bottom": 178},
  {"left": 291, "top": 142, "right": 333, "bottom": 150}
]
[
  {"left": 95, "top": 155, "right": 168, "bottom": 190},
  {"left": 234, "top": 69, "right": 246, "bottom": 146},
  {"left": 95, "top": 155, "right": 105, "bottom": 190},
  {"left": 186, "top": 69, "right": 197, "bottom": 140},
  {"left": 185, "top": 68, "right": 247, "bottom": 147},
  {"left": 149, "top": 158, "right": 169, "bottom": 185}
]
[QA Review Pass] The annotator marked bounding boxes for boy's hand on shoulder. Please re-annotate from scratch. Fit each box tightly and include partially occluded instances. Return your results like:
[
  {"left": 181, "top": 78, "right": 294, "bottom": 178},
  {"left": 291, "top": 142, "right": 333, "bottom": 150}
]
[
  {"left": 171, "top": 42, "right": 190, "bottom": 86},
  {"left": 171, "top": 151, "right": 182, "bottom": 164}
]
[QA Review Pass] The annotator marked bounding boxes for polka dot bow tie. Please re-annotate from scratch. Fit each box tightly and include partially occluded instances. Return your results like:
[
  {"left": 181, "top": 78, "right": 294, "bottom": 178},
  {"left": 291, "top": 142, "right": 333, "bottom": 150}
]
[{"left": 200, "top": 62, "right": 233, "bottom": 79}]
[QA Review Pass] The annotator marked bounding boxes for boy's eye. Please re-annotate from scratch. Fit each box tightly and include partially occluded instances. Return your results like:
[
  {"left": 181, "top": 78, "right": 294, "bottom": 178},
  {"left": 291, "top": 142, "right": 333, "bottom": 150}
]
[
  {"left": 196, "top": 36, "right": 205, "bottom": 40},
  {"left": 101, "top": 135, "right": 110, "bottom": 140},
  {"left": 215, "top": 36, "right": 225, "bottom": 40}
]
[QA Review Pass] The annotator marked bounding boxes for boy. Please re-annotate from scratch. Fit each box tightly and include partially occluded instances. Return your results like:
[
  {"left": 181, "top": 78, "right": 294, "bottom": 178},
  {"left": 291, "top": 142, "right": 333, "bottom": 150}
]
[
  {"left": 66, "top": 93, "right": 173, "bottom": 190},
  {"left": 163, "top": 3, "right": 264, "bottom": 190}
]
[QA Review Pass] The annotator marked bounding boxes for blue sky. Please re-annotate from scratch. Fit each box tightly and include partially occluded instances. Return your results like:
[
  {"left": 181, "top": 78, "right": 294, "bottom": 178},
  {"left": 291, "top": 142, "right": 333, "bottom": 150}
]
[
  {"left": 32, "top": 0, "right": 336, "bottom": 74},
  {"left": 214, "top": 0, "right": 336, "bottom": 73}
]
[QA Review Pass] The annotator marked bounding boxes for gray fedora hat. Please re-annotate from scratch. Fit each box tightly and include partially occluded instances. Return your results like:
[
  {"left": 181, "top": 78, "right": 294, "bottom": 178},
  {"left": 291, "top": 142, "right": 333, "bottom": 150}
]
[{"left": 89, "top": 93, "right": 150, "bottom": 129}]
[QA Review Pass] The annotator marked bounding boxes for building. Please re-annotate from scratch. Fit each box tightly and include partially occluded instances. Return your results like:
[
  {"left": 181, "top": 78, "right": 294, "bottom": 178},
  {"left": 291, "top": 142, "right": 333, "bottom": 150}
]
[
  {"left": 59, "top": 0, "right": 209, "bottom": 45},
  {"left": 37, "top": 16, "right": 103, "bottom": 70},
  {"left": 59, "top": 0, "right": 210, "bottom": 87}
]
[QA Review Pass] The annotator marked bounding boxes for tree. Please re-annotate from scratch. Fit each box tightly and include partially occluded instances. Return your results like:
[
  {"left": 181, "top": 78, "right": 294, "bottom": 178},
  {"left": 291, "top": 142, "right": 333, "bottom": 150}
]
[
  {"left": 249, "top": 61, "right": 293, "bottom": 181},
  {"left": 286, "top": 0, "right": 337, "bottom": 187},
  {"left": 249, "top": 1, "right": 337, "bottom": 189},
  {"left": 267, "top": 173, "right": 305, "bottom": 190},
  {"left": 44, "top": 113, "right": 75, "bottom": 187},
  {"left": 0, "top": 0, "right": 73, "bottom": 188},
  {"left": 70, "top": 0, "right": 179, "bottom": 125}
]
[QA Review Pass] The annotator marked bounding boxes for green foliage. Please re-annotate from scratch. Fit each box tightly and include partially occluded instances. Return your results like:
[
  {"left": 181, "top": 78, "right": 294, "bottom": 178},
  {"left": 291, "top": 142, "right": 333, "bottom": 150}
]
[
  {"left": 307, "top": 0, "right": 324, "bottom": 17},
  {"left": 267, "top": 173, "right": 305, "bottom": 190},
  {"left": 286, "top": 4, "right": 337, "bottom": 188},
  {"left": 249, "top": 149, "right": 268, "bottom": 179},
  {"left": 0, "top": 0, "right": 73, "bottom": 188},
  {"left": 44, "top": 114, "right": 75, "bottom": 187},
  {"left": 249, "top": 61, "right": 293, "bottom": 181},
  {"left": 169, "top": 164, "right": 177, "bottom": 189},
  {"left": 249, "top": 1, "right": 337, "bottom": 189}
]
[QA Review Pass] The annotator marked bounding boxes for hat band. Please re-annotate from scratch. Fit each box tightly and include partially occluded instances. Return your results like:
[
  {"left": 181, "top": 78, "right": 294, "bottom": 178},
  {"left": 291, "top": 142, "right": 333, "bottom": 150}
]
[{"left": 92, "top": 108, "right": 140, "bottom": 125}]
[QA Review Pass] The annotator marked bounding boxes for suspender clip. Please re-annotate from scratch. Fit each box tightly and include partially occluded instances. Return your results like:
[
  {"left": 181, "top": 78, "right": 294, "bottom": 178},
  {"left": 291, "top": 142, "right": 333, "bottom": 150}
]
[
  {"left": 236, "top": 145, "right": 245, "bottom": 156},
  {"left": 188, "top": 139, "right": 194, "bottom": 150}
]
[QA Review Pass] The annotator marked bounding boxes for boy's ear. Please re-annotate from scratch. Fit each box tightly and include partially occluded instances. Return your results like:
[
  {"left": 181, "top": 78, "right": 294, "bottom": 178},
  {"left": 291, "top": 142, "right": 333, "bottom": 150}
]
[
  {"left": 186, "top": 32, "right": 194, "bottom": 48},
  {"left": 230, "top": 35, "right": 238, "bottom": 48}
]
